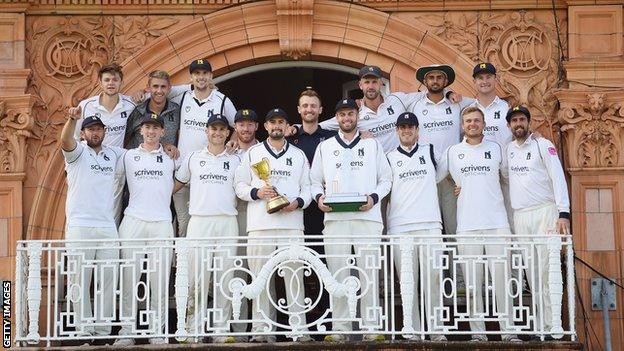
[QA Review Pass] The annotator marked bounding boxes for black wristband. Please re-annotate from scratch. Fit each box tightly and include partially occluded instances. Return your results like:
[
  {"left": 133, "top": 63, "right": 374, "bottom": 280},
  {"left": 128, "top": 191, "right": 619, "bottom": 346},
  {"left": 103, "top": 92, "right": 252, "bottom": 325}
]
[
  {"left": 250, "top": 188, "right": 260, "bottom": 200},
  {"left": 370, "top": 193, "right": 379, "bottom": 205},
  {"left": 559, "top": 211, "right": 570, "bottom": 220},
  {"left": 296, "top": 197, "right": 304, "bottom": 208}
]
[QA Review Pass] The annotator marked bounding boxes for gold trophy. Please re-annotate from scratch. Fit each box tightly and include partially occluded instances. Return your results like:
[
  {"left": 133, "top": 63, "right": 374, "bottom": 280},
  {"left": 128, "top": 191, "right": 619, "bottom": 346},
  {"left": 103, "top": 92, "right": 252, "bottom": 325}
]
[{"left": 251, "top": 158, "right": 291, "bottom": 214}]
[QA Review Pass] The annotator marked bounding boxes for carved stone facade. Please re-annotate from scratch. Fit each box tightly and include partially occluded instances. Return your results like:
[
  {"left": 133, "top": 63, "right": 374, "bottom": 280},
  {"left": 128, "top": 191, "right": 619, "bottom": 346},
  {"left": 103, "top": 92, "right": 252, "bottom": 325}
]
[{"left": 0, "top": 0, "right": 623, "bottom": 348}]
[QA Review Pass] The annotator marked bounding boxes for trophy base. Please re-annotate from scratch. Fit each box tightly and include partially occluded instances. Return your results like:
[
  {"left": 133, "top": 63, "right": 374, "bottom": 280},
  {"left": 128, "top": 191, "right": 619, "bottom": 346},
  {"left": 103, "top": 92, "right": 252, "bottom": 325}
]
[
  {"left": 324, "top": 193, "right": 368, "bottom": 212},
  {"left": 266, "top": 195, "right": 290, "bottom": 214}
]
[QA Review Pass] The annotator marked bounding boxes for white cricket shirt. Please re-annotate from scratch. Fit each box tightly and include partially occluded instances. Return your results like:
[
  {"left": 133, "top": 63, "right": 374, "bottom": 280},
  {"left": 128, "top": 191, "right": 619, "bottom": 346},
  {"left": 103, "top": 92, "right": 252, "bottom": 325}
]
[
  {"left": 467, "top": 96, "right": 512, "bottom": 147},
  {"left": 506, "top": 136, "right": 570, "bottom": 213},
  {"left": 74, "top": 94, "right": 136, "bottom": 148},
  {"left": 410, "top": 96, "right": 463, "bottom": 162},
  {"left": 438, "top": 139, "right": 509, "bottom": 232},
  {"left": 176, "top": 148, "right": 241, "bottom": 216},
  {"left": 386, "top": 143, "right": 442, "bottom": 234},
  {"left": 63, "top": 141, "right": 126, "bottom": 229},
  {"left": 122, "top": 145, "right": 175, "bottom": 222}
]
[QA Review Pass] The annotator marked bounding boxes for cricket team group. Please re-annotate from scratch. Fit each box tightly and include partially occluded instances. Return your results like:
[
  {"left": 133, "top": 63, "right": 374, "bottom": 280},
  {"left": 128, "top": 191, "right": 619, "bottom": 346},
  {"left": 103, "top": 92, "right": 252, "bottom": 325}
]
[{"left": 60, "top": 58, "right": 570, "bottom": 345}]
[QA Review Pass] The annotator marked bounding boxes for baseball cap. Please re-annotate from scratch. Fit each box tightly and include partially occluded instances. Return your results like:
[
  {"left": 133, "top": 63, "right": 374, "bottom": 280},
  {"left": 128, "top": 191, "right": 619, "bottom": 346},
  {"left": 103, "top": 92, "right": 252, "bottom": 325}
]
[
  {"left": 189, "top": 59, "right": 212, "bottom": 74},
  {"left": 505, "top": 106, "right": 531, "bottom": 123},
  {"left": 396, "top": 112, "right": 419, "bottom": 127},
  {"left": 206, "top": 114, "right": 229, "bottom": 126},
  {"left": 415, "top": 64, "right": 455, "bottom": 85},
  {"left": 359, "top": 65, "right": 383, "bottom": 79},
  {"left": 265, "top": 108, "right": 288, "bottom": 122},
  {"left": 139, "top": 113, "right": 165, "bottom": 128},
  {"left": 334, "top": 98, "right": 358, "bottom": 113},
  {"left": 472, "top": 62, "right": 496, "bottom": 77},
  {"left": 81, "top": 115, "right": 105, "bottom": 130},
  {"left": 234, "top": 109, "right": 258, "bottom": 123}
]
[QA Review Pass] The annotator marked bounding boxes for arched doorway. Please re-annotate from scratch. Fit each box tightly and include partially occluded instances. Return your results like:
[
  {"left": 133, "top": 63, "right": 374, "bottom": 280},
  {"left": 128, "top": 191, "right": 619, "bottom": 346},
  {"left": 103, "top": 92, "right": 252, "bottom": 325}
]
[{"left": 26, "top": 0, "right": 476, "bottom": 241}]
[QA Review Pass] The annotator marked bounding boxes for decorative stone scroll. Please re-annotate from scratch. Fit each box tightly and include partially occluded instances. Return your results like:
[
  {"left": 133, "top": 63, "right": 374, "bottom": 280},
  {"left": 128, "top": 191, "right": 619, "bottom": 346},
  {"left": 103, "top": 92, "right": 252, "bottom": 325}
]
[
  {"left": 555, "top": 89, "right": 624, "bottom": 169},
  {"left": 0, "top": 95, "right": 35, "bottom": 173},
  {"left": 276, "top": 0, "right": 313, "bottom": 59}
]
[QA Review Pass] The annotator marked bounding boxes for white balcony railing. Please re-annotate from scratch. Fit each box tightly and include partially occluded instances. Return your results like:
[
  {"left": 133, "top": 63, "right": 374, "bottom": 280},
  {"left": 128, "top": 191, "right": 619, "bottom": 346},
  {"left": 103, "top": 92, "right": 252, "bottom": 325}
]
[{"left": 14, "top": 233, "right": 576, "bottom": 346}]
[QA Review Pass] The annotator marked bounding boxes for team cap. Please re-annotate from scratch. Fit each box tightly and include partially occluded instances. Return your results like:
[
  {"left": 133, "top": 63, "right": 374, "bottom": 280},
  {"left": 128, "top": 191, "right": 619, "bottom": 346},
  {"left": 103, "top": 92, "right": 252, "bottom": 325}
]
[
  {"left": 139, "top": 113, "right": 165, "bottom": 128},
  {"left": 234, "top": 109, "right": 258, "bottom": 123},
  {"left": 189, "top": 59, "right": 212, "bottom": 74},
  {"left": 81, "top": 115, "right": 105, "bottom": 130},
  {"left": 265, "top": 108, "right": 289, "bottom": 122},
  {"left": 334, "top": 98, "right": 358, "bottom": 113},
  {"left": 505, "top": 106, "right": 531, "bottom": 123},
  {"left": 396, "top": 112, "right": 419, "bottom": 127},
  {"left": 416, "top": 64, "right": 455, "bottom": 86},
  {"left": 472, "top": 62, "right": 497, "bottom": 77},
  {"left": 359, "top": 65, "right": 383, "bottom": 79},
  {"left": 206, "top": 114, "right": 229, "bottom": 126}
]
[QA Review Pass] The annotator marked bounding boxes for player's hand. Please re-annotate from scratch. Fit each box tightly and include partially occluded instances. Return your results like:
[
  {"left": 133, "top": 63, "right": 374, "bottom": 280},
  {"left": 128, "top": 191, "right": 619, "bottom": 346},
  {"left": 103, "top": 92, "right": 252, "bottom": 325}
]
[
  {"left": 68, "top": 106, "right": 81, "bottom": 120},
  {"left": 257, "top": 186, "right": 277, "bottom": 199},
  {"left": 163, "top": 144, "right": 180, "bottom": 160},
  {"left": 285, "top": 125, "right": 298, "bottom": 138},
  {"left": 226, "top": 139, "right": 238, "bottom": 154},
  {"left": 453, "top": 185, "right": 461, "bottom": 196},
  {"left": 131, "top": 89, "right": 147, "bottom": 103},
  {"left": 449, "top": 92, "right": 463, "bottom": 103},
  {"left": 360, "top": 130, "right": 374, "bottom": 139},
  {"left": 280, "top": 200, "right": 299, "bottom": 213},
  {"left": 317, "top": 195, "right": 332, "bottom": 213},
  {"left": 359, "top": 195, "right": 374, "bottom": 211},
  {"left": 556, "top": 218, "right": 570, "bottom": 235}
]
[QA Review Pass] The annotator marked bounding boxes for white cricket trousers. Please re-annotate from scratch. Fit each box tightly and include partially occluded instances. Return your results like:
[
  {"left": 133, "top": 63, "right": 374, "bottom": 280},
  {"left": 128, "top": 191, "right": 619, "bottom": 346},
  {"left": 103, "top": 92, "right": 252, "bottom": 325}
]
[
  {"left": 324, "top": 220, "right": 383, "bottom": 332},
  {"left": 65, "top": 226, "right": 119, "bottom": 336},
  {"left": 456, "top": 228, "right": 514, "bottom": 334},
  {"left": 118, "top": 215, "right": 174, "bottom": 336},
  {"left": 172, "top": 185, "right": 191, "bottom": 237},
  {"left": 513, "top": 202, "right": 561, "bottom": 332},
  {"left": 438, "top": 177, "right": 457, "bottom": 234},
  {"left": 247, "top": 229, "right": 308, "bottom": 333},
  {"left": 392, "top": 229, "right": 443, "bottom": 334},
  {"left": 186, "top": 215, "right": 238, "bottom": 333}
]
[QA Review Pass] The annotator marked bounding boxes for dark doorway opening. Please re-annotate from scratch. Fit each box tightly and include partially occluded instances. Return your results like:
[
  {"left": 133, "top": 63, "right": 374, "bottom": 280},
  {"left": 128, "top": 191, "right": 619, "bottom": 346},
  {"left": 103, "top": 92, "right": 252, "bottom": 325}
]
[{"left": 218, "top": 67, "right": 361, "bottom": 139}]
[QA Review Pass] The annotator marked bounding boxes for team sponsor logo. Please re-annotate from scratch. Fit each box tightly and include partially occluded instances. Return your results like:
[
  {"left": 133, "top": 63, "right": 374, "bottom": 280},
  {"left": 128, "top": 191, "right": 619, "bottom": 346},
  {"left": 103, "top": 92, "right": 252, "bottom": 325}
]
[
  {"left": 157, "top": 155, "right": 163, "bottom": 163},
  {"left": 105, "top": 125, "right": 125, "bottom": 133},
  {"left": 445, "top": 107, "right": 452, "bottom": 114},
  {"left": 103, "top": 153, "right": 110, "bottom": 161},
  {"left": 422, "top": 120, "right": 453, "bottom": 129},
  {"left": 200, "top": 160, "right": 206, "bottom": 167},
  {"left": 184, "top": 119, "right": 207, "bottom": 128},
  {"left": 333, "top": 150, "right": 340, "bottom": 156},
  {"left": 369, "top": 122, "right": 396, "bottom": 134},
  {"left": 419, "top": 156, "right": 426, "bottom": 164},
  {"left": 397, "top": 160, "right": 403, "bottom": 167},
  {"left": 484, "top": 126, "right": 499, "bottom": 132},
  {"left": 548, "top": 147, "right": 557, "bottom": 155},
  {"left": 494, "top": 111, "right": 501, "bottom": 119},
  {"left": 200, "top": 173, "right": 228, "bottom": 181},
  {"left": 286, "top": 158, "right": 292, "bottom": 166},
  {"left": 484, "top": 151, "right": 491, "bottom": 159},
  {"left": 223, "top": 161, "right": 230, "bottom": 170},
  {"left": 526, "top": 152, "right": 531, "bottom": 160},
  {"left": 185, "top": 106, "right": 191, "bottom": 113},
  {"left": 134, "top": 155, "right": 140, "bottom": 161},
  {"left": 90, "top": 164, "right": 114, "bottom": 173},
  {"left": 422, "top": 109, "right": 428, "bottom": 116},
  {"left": 270, "top": 169, "right": 291, "bottom": 176},
  {"left": 460, "top": 164, "right": 491, "bottom": 174},
  {"left": 134, "top": 169, "right": 164, "bottom": 177},
  {"left": 358, "top": 148, "right": 365, "bottom": 157},
  {"left": 510, "top": 165, "right": 530, "bottom": 173},
  {"left": 458, "top": 153, "right": 465, "bottom": 159},
  {"left": 399, "top": 169, "right": 427, "bottom": 179},
  {"left": 387, "top": 106, "right": 395, "bottom": 115},
  {"left": 349, "top": 161, "right": 364, "bottom": 167},
  {"left": 121, "top": 111, "right": 128, "bottom": 119}
]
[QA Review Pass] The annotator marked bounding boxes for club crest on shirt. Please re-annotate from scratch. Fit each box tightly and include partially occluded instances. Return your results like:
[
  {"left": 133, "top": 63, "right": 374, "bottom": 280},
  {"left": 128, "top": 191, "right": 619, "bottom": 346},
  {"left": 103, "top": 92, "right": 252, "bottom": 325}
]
[
  {"left": 223, "top": 161, "right": 230, "bottom": 170},
  {"left": 358, "top": 148, "right": 365, "bottom": 157},
  {"left": 157, "top": 155, "right": 163, "bottom": 163},
  {"left": 419, "top": 156, "right": 426, "bottom": 164},
  {"left": 121, "top": 111, "right": 128, "bottom": 119},
  {"left": 485, "top": 151, "right": 491, "bottom": 159},
  {"left": 458, "top": 153, "right": 465, "bottom": 159},
  {"left": 387, "top": 106, "right": 394, "bottom": 115},
  {"left": 185, "top": 106, "right": 191, "bottom": 113},
  {"left": 200, "top": 160, "right": 206, "bottom": 167},
  {"left": 445, "top": 107, "right": 452, "bottom": 114},
  {"left": 134, "top": 155, "right": 140, "bottom": 162},
  {"left": 397, "top": 160, "right": 403, "bottom": 167},
  {"left": 286, "top": 157, "right": 292, "bottom": 166},
  {"left": 103, "top": 153, "right": 110, "bottom": 161},
  {"left": 526, "top": 152, "right": 531, "bottom": 160},
  {"left": 494, "top": 111, "right": 501, "bottom": 119}
]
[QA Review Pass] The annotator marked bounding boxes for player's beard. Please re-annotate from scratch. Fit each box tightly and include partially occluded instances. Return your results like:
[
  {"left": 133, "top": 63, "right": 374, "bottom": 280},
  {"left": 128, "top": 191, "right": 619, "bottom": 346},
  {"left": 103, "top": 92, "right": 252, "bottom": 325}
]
[
  {"left": 339, "top": 121, "right": 357, "bottom": 134},
  {"left": 268, "top": 129, "right": 284, "bottom": 140},
  {"left": 427, "top": 85, "right": 444, "bottom": 94},
  {"left": 364, "top": 89, "right": 380, "bottom": 101},
  {"left": 512, "top": 125, "right": 529, "bottom": 139},
  {"left": 86, "top": 136, "right": 103, "bottom": 148}
]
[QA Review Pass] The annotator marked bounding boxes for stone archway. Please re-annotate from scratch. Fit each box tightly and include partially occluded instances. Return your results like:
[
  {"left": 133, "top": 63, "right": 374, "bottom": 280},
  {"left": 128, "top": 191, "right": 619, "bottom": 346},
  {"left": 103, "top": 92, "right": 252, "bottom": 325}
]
[{"left": 26, "top": 0, "right": 478, "bottom": 241}]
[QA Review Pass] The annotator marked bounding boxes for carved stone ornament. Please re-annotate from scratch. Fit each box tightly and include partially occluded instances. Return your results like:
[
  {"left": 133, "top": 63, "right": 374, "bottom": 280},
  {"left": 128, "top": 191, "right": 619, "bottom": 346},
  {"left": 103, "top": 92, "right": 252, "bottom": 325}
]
[
  {"left": 0, "top": 96, "right": 36, "bottom": 173},
  {"left": 556, "top": 90, "right": 624, "bottom": 169},
  {"left": 276, "top": 0, "right": 313, "bottom": 59}
]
